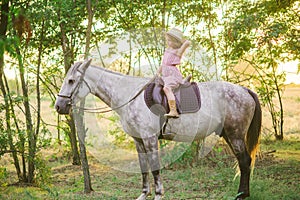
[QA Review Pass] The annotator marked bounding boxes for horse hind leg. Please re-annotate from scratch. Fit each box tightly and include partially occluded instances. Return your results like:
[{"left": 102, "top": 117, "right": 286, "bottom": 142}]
[
  {"left": 222, "top": 130, "right": 251, "bottom": 200},
  {"left": 235, "top": 149, "right": 251, "bottom": 199}
]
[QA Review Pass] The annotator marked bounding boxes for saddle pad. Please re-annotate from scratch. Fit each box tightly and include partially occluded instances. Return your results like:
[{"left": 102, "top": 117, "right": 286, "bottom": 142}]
[
  {"left": 176, "top": 83, "right": 201, "bottom": 113},
  {"left": 144, "top": 81, "right": 201, "bottom": 116}
]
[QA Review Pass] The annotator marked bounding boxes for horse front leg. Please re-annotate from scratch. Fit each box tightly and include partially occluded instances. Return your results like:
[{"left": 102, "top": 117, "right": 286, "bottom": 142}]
[
  {"left": 152, "top": 170, "right": 163, "bottom": 200},
  {"left": 135, "top": 139, "right": 151, "bottom": 200},
  {"left": 145, "top": 136, "right": 163, "bottom": 200},
  {"left": 136, "top": 172, "right": 151, "bottom": 200}
]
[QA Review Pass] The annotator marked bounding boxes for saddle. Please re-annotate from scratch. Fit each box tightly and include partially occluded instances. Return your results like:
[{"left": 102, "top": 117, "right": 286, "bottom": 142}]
[{"left": 144, "top": 76, "right": 201, "bottom": 116}]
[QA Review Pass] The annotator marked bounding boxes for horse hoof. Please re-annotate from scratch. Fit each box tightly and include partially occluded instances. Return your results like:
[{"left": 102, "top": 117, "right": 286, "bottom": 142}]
[
  {"left": 136, "top": 193, "right": 148, "bottom": 200},
  {"left": 154, "top": 194, "right": 162, "bottom": 200},
  {"left": 235, "top": 197, "right": 246, "bottom": 200}
]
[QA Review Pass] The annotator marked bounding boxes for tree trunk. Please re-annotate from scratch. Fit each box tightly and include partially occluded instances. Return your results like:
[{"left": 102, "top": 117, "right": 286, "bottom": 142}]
[
  {"left": 15, "top": 45, "right": 36, "bottom": 183},
  {"left": 35, "top": 15, "right": 45, "bottom": 153},
  {"left": 0, "top": 0, "right": 24, "bottom": 182},
  {"left": 0, "top": 76, "right": 23, "bottom": 181},
  {"left": 73, "top": 108, "right": 93, "bottom": 193},
  {"left": 67, "top": 116, "right": 81, "bottom": 165},
  {"left": 75, "top": 0, "right": 94, "bottom": 193},
  {"left": 58, "top": 10, "right": 81, "bottom": 165},
  {"left": 3, "top": 74, "right": 27, "bottom": 181},
  {"left": 274, "top": 75, "right": 284, "bottom": 140}
]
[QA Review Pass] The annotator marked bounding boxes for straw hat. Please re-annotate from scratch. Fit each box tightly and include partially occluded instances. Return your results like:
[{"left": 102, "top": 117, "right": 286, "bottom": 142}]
[{"left": 166, "top": 28, "right": 184, "bottom": 43}]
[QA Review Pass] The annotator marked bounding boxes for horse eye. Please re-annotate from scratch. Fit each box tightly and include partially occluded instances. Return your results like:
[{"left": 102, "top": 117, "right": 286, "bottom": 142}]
[{"left": 68, "top": 79, "right": 75, "bottom": 85}]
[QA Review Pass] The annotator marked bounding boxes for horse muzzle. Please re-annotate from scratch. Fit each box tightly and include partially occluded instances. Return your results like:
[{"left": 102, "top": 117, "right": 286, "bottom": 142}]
[{"left": 55, "top": 96, "right": 72, "bottom": 115}]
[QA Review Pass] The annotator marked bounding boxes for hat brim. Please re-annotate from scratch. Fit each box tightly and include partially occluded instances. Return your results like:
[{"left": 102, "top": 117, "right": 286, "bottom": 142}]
[{"left": 165, "top": 32, "right": 183, "bottom": 43}]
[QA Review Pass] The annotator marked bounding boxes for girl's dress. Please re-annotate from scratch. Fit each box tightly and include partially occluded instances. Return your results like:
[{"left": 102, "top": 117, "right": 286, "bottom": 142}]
[{"left": 161, "top": 48, "right": 183, "bottom": 89}]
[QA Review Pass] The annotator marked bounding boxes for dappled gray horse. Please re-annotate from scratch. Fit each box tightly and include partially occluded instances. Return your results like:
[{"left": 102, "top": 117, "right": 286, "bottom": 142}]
[{"left": 55, "top": 59, "right": 261, "bottom": 200}]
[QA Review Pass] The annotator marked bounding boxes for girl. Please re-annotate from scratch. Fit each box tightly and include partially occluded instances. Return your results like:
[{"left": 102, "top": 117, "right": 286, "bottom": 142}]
[{"left": 156, "top": 28, "right": 191, "bottom": 118}]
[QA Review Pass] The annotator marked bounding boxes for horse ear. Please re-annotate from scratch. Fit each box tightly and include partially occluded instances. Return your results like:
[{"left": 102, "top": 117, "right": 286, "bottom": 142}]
[{"left": 79, "top": 58, "right": 92, "bottom": 72}]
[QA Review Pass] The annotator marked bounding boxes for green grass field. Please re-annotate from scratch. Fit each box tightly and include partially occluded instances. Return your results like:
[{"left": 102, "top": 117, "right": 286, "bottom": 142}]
[{"left": 0, "top": 137, "right": 299, "bottom": 200}]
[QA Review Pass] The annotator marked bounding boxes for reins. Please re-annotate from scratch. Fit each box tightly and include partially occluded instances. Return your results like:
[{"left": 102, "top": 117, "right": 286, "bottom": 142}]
[{"left": 73, "top": 76, "right": 156, "bottom": 113}]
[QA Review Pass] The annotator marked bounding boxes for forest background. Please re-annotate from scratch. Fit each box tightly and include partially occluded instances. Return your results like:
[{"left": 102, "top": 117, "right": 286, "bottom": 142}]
[{"left": 0, "top": 0, "right": 299, "bottom": 199}]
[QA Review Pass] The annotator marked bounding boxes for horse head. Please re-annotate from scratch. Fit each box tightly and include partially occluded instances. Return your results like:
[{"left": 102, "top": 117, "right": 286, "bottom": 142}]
[{"left": 55, "top": 58, "right": 92, "bottom": 114}]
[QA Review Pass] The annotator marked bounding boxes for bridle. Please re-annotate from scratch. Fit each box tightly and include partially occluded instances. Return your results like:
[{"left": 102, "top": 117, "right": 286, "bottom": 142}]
[
  {"left": 57, "top": 64, "right": 155, "bottom": 114},
  {"left": 57, "top": 67, "right": 92, "bottom": 107}
]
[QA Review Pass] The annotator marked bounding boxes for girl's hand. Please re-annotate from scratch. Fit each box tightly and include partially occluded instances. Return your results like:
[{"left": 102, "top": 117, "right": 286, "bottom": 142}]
[
  {"left": 183, "top": 40, "right": 191, "bottom": 46},
  {"left": 177, "top": 40, "right": 191, "bottom": 57}
]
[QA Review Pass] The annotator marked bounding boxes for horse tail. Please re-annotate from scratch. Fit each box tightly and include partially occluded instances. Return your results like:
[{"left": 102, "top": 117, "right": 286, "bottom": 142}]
[{"left": 246, "top": 89, "right": 262, "bottom": 170}]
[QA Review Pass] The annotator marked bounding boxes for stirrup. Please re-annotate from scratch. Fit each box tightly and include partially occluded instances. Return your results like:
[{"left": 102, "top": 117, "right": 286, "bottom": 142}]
[{"left": 164, "top": 113, "right": 179, "bottom": 118}]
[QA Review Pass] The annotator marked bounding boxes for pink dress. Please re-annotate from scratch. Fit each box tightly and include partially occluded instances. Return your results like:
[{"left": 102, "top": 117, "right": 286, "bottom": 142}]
[{"left": 161, "top": 49, "right": 183, "bottom": 89}]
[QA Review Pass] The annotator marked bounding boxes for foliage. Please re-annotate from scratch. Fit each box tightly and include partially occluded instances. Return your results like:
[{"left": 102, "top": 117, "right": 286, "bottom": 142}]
[
  {"left": 0, "top": 167, "right": 8, "bottom": 186},
  {"left": 34, "top": 154, "right": 52, "bottom": 187},
  {"left": 160, "top": 141, "right": 199, "bottom": 168},
  {"left": 0, "top": 111, "right": 8, "bottom": 156},
  {"left": 219, "top": 0, "right": 299, "bottom": 139},
  {"left": 106, "top": 113, "right": 135, "bottom": 150}
]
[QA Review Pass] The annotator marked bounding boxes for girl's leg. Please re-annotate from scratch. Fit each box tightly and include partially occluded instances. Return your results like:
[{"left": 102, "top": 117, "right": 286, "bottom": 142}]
[
  {"left": 163, "top": 86, "right": 179, "bottom": 118},
  {"left": 163, "top": 86, "right": 175, "bottom": 100}
]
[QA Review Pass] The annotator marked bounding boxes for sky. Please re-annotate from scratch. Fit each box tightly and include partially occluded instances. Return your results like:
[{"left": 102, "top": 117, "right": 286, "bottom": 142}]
[{"left": 278, "top": 61, "right": 300, "bottom": 84}]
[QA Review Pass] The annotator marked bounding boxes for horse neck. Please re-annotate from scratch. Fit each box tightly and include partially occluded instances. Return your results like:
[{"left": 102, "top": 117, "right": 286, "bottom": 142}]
[{"left": 85, "top": 65, "right": 146, "bottom": 108}]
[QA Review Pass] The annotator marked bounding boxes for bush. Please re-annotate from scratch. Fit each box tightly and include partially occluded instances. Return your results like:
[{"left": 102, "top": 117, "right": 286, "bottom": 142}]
[
  {"left": 34, "top": 155, "right": 52, "bottom": 187},
  {"left": 0, "top": 167, "right": 8, "bottom": 186}
]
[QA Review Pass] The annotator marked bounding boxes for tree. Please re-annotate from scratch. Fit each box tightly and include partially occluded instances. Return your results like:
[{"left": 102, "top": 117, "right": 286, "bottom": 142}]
[
  {"left": 74, "top": 0, "right": 94, "bottom": 193},
  {"left": 219, "top": 0, "right": 299, "bottom": 140},
  {"left": 0, "top": 1, "right": 24, "bottom": 181},
  {"left": 0, "top": 0, "right": 43, "bottom": 183}
]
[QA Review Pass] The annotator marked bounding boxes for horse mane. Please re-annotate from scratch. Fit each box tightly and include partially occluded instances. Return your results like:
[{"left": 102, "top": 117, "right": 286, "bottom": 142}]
[
  {"left": 89, "top": 64, "right": 126, "bottom": 76},
  {"left": 89, "top": 64, "right": 150, "bottom": 81}
]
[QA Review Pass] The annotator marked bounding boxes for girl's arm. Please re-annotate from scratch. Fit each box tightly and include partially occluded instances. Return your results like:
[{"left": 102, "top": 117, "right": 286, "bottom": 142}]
[
  {"left": 177, "top": 40, "right": 191, "bottom": 57},
  {"left": 156, "top": 65, "right": 162, "bottom": 76}
]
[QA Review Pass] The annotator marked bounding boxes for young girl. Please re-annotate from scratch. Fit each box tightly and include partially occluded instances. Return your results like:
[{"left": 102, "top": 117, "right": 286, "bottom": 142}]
[{"left": 156, "top": 28, "right": 191, "bottom": 118}]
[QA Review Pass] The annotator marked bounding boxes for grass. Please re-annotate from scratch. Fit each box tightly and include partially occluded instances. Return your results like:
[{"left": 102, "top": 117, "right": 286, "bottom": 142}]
[
  {"left": 261, "top": 136, "right": 300, "bottom": 161},
  {"left": 0, "top": 138, "right": 299, "bottom": 200}
]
